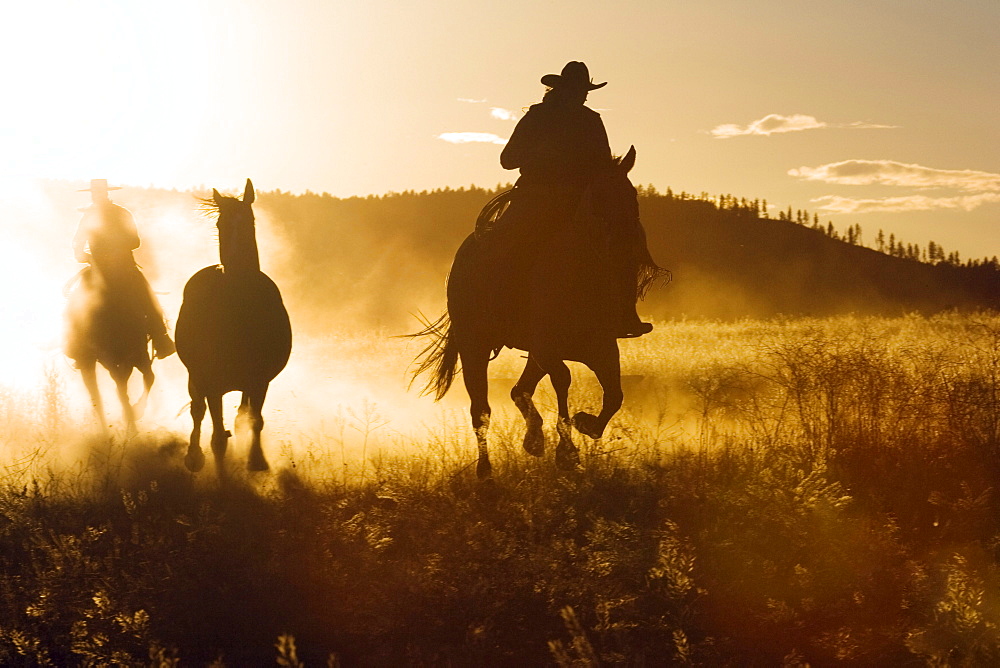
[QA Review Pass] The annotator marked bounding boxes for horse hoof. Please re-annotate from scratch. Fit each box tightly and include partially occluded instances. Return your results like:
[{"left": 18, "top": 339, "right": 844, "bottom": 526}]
[
  {"left": 185, "top": 448, "right": 206, "bottom": 472},
  {"left": 476, "top": 457, "right": 493, "bottom": 480},
  {"left": 522, "top": 428, "right": 544, "bottom": 457},
  {"left": 247, "top": 453, "right": 270, "bottom": 472},
  {"left": 476, "top": 476, "right": 499, "bottom": 504},
  {"left": 555, "top": 442, "right": 581, "bottom": 471},
  {"left": 572, "top": 412, "right": 604, "bottom": 440}
]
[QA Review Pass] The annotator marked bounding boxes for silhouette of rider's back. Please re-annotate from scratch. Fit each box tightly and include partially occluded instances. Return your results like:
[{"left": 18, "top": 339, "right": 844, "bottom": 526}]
[
  {"left": 497, "top": 61, "right": 653, "bottom": 338},
  {"left": 73, "top": 179, "right": 175, "bottom": 359}
]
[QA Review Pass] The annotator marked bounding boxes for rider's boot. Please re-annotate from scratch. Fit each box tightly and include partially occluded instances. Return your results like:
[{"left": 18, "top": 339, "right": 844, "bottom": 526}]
[
  {"left": 617, "top": 309, "right": 653, "bottom": 338},
  {"left": 615, "top": 275, "right": 653, "bottom": 338}
]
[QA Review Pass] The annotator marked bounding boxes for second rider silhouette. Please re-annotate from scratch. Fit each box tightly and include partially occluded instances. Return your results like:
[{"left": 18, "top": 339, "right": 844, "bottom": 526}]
[{"left": 73, "top": 179, "right": 175, "bottom": 359}]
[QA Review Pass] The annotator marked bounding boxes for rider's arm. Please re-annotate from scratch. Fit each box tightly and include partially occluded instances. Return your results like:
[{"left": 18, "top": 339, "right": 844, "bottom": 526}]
[
  {"left": 72, "top": 215, "right": 91, "bottom": 263},
  {"left": 500, "top": 106, "right": 544, "bottom": 171},
  {"left": 585, "top": 109, "right": 613, "bottom": 165},
  {"left": 119, "top": 207, "right": 141, "bottom": 251}
]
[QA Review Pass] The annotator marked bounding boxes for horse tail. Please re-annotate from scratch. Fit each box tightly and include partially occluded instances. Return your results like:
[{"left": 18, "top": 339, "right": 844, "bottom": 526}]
[{"left": 408, "top": 312, "right": 460, "bottom": 401}]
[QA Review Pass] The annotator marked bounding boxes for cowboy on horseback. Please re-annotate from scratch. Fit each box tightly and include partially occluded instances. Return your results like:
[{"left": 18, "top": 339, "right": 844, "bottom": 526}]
[
  {"left": 72, "top": 179, "right": 175, "bottom": 359},
  {"left": 499, "top": 61, "right": 653, "bottom": 338}
]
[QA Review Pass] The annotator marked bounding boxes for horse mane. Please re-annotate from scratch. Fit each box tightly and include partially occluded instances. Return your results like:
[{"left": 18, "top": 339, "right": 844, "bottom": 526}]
[
  {"left": 197, "top": 192, "right": 239, "bottom": 217},
  {"left": 198, "top": 197, "right": 221, "bottom": 216}
]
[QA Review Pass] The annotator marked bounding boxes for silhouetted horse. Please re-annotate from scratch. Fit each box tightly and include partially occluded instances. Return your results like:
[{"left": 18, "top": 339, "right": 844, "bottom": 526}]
[
  {"left": 414, "top": 147, "right": 658, "bottom": 479},
  {"left": 64, "top": 268, "right": 154, "bottom": 435},
  {"left": 176, "top": 179, "right": 291, "bottom": 473}
]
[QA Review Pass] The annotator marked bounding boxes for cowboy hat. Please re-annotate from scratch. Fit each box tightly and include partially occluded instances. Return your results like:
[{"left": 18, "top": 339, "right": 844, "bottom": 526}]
[
  {"left": 78, "top": 178, "right": 122, "bottom": 192},
  {"left": 540, "top": 61, "right": 607, "bottom": 91}
]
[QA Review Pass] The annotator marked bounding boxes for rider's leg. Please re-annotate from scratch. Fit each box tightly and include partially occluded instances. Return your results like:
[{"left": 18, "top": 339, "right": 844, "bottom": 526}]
[
  {"left": 131, "top": 269, "right": 175, "bottom": 358},
  {"left": 611, "top": 236, "right": 652, "bottom": 339},
  {"left": 617, "top": 269, "right": 652, "bottom": 337}
]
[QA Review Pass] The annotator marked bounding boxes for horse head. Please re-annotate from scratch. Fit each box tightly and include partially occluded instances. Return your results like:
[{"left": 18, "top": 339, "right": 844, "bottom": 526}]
[
  {"left": 211, "top": 178, "right": 260, "bottom": 274},
  {"left": 586, "top": 145, "right": 639, "bottom": 230}
]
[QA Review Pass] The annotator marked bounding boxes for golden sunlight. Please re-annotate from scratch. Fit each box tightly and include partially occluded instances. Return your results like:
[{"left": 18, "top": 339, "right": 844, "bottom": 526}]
[
  {"left": 0, "top": 1, "right": 213, "bottom": 186},
  {"left": 0, "top": 229, "right": 67, "bottom": 390}
]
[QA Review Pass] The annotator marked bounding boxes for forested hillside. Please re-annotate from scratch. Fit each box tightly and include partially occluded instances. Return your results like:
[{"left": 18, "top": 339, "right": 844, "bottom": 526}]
[
  {"left": 255, "top": 185, "right": 1000, "bottom": 331},
  {"left": 39, "top": 180, "right": 997, "bottom": 333}
]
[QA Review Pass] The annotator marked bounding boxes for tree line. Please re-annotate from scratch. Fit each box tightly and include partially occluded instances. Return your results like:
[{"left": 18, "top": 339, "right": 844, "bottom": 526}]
[{"left": 636, "top": 186, "right": 998, "bottom": 271}]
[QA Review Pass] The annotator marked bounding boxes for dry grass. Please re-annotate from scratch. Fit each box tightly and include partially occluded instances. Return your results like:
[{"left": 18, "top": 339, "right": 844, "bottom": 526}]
[{"left": 0, "top": 313, "right": 998, "bottom": 665}]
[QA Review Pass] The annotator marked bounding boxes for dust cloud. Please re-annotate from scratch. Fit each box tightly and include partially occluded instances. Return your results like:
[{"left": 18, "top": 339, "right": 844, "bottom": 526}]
[
  {"left": 0, "top": 179, "right": 484, "bottom": 478},
  {"left": 1, "top": 179, "right": 695, "bottom": 482}
]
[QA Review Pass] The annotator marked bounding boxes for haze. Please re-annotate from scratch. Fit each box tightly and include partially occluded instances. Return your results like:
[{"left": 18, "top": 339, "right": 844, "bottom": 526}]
[{"left": 0, "top": 0, "right": 997, "bottom": 261}]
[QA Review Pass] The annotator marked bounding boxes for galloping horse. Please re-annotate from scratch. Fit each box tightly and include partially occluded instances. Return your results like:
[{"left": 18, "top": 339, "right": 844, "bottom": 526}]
[
  {"left": 414, "top": 147, "right": 660, "bottom": 479},
  {"left": 64, "top": 268, "right": 155, "bottom": 436},
  {"left": 176, "top": 179, "right": 291, "bottom": 473}
]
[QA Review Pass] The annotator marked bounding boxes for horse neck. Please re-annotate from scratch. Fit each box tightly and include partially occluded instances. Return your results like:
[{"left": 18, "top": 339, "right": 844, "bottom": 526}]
[
  {"left": 584, "top": 171, "right": 636, "bottom": 226},
  {"left": 219, "top": 225, "right": 260, "bottom": 275}
]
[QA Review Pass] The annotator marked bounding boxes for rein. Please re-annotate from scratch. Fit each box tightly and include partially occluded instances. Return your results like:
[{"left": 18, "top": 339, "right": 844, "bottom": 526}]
[{"left": 475, "top": 188, "right": 516, "bottom": 237}]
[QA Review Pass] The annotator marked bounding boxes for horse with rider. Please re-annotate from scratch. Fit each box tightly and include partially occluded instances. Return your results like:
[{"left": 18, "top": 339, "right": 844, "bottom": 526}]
[
  {"left": 415, "top": 61, "right": 667, "bottom": 478},
  {"left": 64, "top": 179, "right": 175, "bottom": 432}
]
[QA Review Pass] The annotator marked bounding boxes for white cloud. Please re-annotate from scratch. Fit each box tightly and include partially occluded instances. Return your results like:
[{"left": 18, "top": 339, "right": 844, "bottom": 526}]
[
  {"left": 490, "top": 107, "right": 518, "bottom": 121},
  {"left": 711, "top": 114, "right": 896, "bottom": 138},
  {"left": 712, "top": 114, "right": 826, "bottom": 138},
  {"left": 457, "top": 97, "right": 487, "bottom": 104},
  {"left": 790, "top": 160, "right": 1000, "bottom": 192},
  {"left": 844, "top": 121, "right": 897, "bottom": 130},
  {"left": 437, "top": 132, "right": 507, "bottom": 145},
  {"left": 812, "top": 193, "right": 1000, "bottom": 214}
]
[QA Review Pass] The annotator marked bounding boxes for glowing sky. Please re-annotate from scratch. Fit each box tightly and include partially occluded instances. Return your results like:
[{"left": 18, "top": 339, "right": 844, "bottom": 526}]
[{"left": 1, "top": 0, "right": 998, "bottom": 259}]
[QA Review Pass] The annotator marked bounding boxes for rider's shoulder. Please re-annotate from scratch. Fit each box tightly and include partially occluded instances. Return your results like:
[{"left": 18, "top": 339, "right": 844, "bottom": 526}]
[
  {"left": 523, "top": 102, "right": 545, "bottom": 116},
  {"left": 104, "top": 201, "right": 135, "bottom": 219}
]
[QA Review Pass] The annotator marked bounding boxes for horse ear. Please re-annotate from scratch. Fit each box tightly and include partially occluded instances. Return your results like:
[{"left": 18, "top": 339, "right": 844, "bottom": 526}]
[
  {"left": 244, "top": 179, "right": 255, "bottom": 204},
  {"left": 621, "top": 145, "right": 637, "bottom": 173},
  {"left": 212, "top": 188, "right": 222, "bottom": 204}
]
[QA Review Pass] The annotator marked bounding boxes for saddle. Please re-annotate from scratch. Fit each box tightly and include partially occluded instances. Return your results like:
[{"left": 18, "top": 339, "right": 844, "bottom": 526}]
[{"left": 462, "top": 187, "right": 617, "bottom": 347}]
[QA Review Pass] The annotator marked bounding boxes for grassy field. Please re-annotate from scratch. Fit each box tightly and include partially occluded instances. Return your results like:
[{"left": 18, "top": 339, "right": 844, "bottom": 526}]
[{"left": 1, "top": 313, "right": 999, "bottom": 666}]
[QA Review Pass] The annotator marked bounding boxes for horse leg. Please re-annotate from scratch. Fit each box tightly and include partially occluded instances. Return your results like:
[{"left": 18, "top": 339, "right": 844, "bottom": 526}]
[
  {"left": 235, "top": 393, "right": 252, "bottom": 438},
  {"left": 110, "top": 366, "right": 136, "bottom": 438},
  {"left": 207, "top": 394, "right": 230, "bottom": 473},
  {"left": 79, "top": 361, "right": 107, "bottom": 433},
  {"left": 536, "top": 354, "right": 579, "bottom": 471},
  {"left": 184, "top": 381, "right": 207, "bottom": 472},
  {"left": 243, "top": 385, "right": 270, "bottom": 472},
  {"left": 131, "top": 359, "right": 154, "bottom": 422},
  {"left": 511, "top": 355, "right": 547, "bottom": 457},
  {"left": 574, "top": 341, "right": 623, "bottom": 440},
  {"left": 461, "top": 346, "right": 493, "bottom": 480}
]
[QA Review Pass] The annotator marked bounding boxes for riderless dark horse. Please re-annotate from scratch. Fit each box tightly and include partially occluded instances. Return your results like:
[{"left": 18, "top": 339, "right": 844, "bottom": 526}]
[
  {"left": 176, "top": 179, "right": 291, "bottom": 473},
  {"left": 414, "top": 147, "right": 662, "bottom": 479},
  {"left": 65, "top": 268, "right": 155, "bottom": 436}
]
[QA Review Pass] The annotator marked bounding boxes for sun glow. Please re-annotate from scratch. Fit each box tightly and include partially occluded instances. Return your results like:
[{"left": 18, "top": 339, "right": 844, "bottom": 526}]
[
  {"left": 0, "top": 184, "right": 75, "bottom": 391},
  {"left": 0, "top": 1, "right": 220, "bottom": 188}
]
